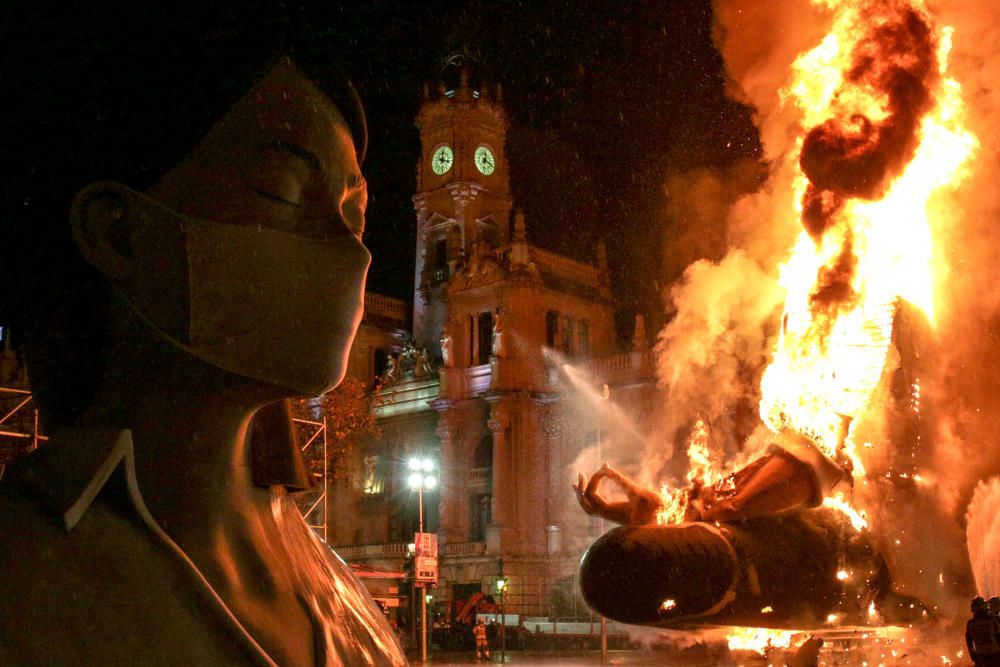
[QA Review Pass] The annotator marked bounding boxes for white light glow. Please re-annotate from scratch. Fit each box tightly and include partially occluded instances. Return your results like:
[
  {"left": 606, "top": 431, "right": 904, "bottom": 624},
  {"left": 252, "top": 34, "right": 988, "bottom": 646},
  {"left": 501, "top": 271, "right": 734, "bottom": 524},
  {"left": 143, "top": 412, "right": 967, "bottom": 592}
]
[
  {"left": 408, "top": 472, "right": 423, "bottom": 489},
  {"left": 424, "top": 475, "right": 438, "bottom": 489}
]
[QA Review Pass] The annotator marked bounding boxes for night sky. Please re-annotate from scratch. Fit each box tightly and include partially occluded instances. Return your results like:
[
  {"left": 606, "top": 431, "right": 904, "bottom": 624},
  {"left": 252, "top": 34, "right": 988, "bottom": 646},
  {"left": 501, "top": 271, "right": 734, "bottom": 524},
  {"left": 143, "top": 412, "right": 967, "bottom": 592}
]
[
  {"left": 1, "top": 1, "right": 761, "bottom": 342},
  {"left": 316, "top": 0, "right": 761, "bottom": 324}
]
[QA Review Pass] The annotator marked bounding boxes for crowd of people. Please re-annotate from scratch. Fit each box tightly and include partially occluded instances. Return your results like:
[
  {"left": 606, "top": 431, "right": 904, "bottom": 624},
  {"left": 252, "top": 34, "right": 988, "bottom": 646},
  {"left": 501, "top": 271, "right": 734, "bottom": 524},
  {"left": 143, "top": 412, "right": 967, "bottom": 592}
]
[{"left": 967, "top": 597, "right": 1000, "bottom": 665}]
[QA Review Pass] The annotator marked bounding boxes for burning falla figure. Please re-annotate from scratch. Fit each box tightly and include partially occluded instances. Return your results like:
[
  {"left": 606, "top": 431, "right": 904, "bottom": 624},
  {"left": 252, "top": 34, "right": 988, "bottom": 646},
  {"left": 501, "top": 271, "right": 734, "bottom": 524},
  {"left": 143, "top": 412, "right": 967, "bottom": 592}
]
[
  {"left": 573, "top": 427, "right": 925, "bottom": 630},
  {"left": 574, "top": 0, "right": 976, "bottom": 635}
]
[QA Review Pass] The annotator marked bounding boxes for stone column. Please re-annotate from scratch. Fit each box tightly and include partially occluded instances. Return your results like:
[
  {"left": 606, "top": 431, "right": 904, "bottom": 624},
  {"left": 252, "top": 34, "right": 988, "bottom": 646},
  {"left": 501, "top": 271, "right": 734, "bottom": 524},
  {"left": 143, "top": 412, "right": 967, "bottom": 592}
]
[
  {"left": 487, "top": 400, "right": 513, "bottom": 553},
  {"left": 539, "top": 400, "right": 564, "bottom": 532},
  {"left": 432, "top": 400, "right": 463, "bottom": 545}
]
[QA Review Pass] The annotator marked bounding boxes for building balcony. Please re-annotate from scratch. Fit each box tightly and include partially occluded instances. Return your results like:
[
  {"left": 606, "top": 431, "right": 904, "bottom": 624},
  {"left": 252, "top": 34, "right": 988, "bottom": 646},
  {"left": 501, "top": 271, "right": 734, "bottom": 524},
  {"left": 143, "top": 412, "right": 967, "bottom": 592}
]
[
  {"left": 333, "top": 541, "right": 409, "bottom": 561},
  {"left": 439, "top": 363, "right": 492, "bottom": 400},
  {"left": 363, "top": 292, "right": 409, "bottom": 328},
  {"left": 443, "top": 541, "right": 487, "bottom": 557},
  {"left": 529, "top": 245, "right": 602, "bottom": 289},
  {"left": 375, "top": 375, "right": 440, "bottom": 419},
  {"left": 580, "top": 350, "right": 655, "bottom": 387},
  {"left": 468, "top": 466, "right": 491, "bottom": 487}
]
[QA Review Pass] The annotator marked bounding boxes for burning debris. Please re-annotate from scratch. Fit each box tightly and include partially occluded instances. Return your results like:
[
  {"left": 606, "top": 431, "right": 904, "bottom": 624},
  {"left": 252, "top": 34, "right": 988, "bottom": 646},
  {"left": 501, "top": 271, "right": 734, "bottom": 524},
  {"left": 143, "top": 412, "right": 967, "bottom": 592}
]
[{"left": 579, "top": 505, "right": 926, "bottom": 630}]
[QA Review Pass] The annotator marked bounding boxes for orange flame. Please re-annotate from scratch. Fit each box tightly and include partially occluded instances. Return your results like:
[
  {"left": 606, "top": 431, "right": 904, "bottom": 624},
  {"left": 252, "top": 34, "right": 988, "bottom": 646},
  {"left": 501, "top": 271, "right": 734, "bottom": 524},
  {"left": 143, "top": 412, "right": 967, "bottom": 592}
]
[
  {"left": 657, "top": 417, "right": 724, "bottom": 524},
  {"left": 725, "top": 627, "right": 794, "bottom": 653},
  {"left": 759, "top": 0, "right": 976, "bottom": 465},
  {"left": 685, "top": 417, "right": 723, "bottom": 486}
]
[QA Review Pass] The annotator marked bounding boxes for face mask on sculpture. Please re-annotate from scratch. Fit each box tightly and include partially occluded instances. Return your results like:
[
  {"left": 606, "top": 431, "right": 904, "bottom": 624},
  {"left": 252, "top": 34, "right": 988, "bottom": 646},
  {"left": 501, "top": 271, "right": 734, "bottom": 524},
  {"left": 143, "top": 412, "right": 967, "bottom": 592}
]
[{"left": 71, "top": 182, "right": 371, "bottom": 396}]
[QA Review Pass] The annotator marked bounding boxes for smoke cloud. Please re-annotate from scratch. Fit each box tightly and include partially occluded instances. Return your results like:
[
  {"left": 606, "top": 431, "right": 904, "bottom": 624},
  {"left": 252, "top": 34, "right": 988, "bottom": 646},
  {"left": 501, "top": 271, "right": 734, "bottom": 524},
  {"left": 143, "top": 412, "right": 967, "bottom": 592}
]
[{"left": 644, "top": 252, "right": 783, "bottom": 485}]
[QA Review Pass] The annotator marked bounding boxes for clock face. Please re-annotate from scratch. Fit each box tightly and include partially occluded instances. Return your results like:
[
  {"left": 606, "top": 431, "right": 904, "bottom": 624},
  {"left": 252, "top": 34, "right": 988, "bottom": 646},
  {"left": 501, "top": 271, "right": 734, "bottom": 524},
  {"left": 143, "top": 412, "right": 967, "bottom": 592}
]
[
  {"left": 431, "top": 145, "right": 454, "bottom": 175},
  {"left": 474, "top": 145, "right": 496, "bottom": 176}
]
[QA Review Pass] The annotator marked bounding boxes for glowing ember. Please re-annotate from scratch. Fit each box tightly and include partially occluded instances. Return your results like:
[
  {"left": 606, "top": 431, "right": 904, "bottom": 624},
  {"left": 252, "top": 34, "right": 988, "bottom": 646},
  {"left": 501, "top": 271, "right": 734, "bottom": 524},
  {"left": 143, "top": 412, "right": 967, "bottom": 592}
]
[
  {"left": 836, "top": 569, "right": 849, "bottom": 581},
  {"left": 660, "top": 598, "right": 677, "bottom": 612},
  {"left": 759, "top": 0, "right": 976, "bottom": 467},
  {"left": 725, "top": 627, "right": 793, "bottom": 654},
  {"left": 761, "top": 606, "right": 773, "bottom": 614}
]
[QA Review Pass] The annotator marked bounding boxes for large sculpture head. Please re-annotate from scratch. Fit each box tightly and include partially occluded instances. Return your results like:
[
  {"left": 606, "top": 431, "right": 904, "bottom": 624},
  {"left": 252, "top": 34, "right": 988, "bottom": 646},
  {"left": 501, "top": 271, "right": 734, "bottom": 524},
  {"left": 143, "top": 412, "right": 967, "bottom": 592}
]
[
  {"left": 2, "top": 6, "right": 370, "bottom": 432},
  {"left": 69, "top": 58, "right": 370, "bottom": 397}
]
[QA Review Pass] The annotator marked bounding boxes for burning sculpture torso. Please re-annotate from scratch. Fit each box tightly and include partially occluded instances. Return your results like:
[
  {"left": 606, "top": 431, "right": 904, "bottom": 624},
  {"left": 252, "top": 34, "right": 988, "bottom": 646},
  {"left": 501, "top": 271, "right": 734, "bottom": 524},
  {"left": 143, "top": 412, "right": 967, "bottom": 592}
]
[{"left": 577, "top": 0, "right": 976, "bottom": 633}]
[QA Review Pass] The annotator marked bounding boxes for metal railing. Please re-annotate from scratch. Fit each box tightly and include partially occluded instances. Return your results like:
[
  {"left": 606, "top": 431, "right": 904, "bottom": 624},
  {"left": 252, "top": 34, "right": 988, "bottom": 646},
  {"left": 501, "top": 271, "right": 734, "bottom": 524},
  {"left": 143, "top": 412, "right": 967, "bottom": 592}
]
[{"left": 335, "top": 542, "right": 408, "bottom": 559}]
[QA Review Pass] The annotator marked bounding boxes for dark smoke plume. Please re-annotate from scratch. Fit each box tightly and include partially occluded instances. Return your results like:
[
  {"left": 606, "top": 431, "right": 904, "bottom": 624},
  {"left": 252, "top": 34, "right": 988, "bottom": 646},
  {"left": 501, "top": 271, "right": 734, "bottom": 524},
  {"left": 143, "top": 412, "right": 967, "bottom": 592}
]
[
  {"left": 801, "top": 2, "right": 937, "bottom": 317},
  {"left": 809, "top": 232, "right": 859, "bottom": 318},
  {"left": 800, "top": 4, "right": 936, "bottom": 207}
]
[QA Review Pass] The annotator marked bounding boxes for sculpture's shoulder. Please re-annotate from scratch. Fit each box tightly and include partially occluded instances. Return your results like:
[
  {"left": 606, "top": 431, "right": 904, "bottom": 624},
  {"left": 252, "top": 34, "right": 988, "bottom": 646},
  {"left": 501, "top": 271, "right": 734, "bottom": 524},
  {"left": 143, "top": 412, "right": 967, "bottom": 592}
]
[{"left": 0, "top": 481, "right": 251, "bottom": 665}]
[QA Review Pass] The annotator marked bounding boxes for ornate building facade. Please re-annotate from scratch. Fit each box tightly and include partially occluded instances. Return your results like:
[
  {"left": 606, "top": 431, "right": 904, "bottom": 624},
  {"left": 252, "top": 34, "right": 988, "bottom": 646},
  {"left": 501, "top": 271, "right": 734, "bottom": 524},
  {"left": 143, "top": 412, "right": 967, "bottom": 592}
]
[{"left": 332, "top": 68, "right": 656, "bottom": 620}]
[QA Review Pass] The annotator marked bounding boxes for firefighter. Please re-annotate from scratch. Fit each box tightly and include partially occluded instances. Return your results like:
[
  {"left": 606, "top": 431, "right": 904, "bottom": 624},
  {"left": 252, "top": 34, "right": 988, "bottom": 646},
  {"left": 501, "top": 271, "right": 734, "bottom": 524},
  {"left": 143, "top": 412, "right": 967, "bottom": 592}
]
[
  {"left": 967, "top": 597, "right": 1000, "bottom": 666},
  {"left": 474, "top": 618, "right": 491, "bottom": 660}
]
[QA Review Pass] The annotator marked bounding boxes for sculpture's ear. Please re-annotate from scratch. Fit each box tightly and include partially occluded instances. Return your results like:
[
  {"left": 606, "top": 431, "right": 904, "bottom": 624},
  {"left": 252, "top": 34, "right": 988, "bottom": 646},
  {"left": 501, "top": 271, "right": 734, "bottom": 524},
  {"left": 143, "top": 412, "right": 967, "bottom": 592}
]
[
  {"left": 69, "top": 182, "right": 190, "bottom": 342},
  {"left": 70, "top": 182, "right": 138, "bottom": 281}
]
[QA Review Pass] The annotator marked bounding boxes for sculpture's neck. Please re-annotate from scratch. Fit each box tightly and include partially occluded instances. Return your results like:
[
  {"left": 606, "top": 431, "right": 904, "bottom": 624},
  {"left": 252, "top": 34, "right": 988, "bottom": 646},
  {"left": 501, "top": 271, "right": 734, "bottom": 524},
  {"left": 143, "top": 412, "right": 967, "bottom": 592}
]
[
  {"left": 77, "top": 297, "right": 285, "bottom": 555},
  {"left": 76, "top": 298, "right": 323, "bottom": 665}
]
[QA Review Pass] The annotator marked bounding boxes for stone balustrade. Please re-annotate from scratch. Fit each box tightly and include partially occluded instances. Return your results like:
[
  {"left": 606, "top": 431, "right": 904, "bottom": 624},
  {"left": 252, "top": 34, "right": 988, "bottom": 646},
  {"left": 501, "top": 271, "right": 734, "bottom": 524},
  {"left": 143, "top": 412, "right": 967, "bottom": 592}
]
[
  {"left": 581, "top": 350, "right": 655, "bottom": 385},
  {"left": 443, "top": 541, "right": 487, "bottom": 556},
  {"left": 468, "top": 467, "right": 491, "bottom": 486},
  {"left": 529, "top": 245, "right": 601, "bottom": 287},
  {"left": 364, "top": 292, "right": 409, "bottom": 324}
]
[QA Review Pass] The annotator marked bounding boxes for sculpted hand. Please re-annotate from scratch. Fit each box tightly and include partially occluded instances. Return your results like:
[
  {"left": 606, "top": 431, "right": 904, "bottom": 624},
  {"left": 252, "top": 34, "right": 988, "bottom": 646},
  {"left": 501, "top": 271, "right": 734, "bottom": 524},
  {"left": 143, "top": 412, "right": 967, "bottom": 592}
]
[{"left": 573, "top": 463, "right": 661, "bottom": 526}]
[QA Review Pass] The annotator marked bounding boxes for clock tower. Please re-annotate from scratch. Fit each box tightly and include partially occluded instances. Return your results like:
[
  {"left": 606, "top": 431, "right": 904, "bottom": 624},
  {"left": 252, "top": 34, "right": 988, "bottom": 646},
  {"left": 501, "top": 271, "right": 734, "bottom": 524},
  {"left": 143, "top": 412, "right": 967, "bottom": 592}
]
[{"left": 412, "top": 64, "right": 512, "bottom": 354}]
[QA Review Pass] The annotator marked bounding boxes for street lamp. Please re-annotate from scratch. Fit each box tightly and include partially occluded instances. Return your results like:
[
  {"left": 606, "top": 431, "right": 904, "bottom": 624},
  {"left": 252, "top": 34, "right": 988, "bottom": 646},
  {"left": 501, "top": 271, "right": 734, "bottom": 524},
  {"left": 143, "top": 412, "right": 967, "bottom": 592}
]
[
  {"left": 496, "top": 576, "right": 508, "bottom": 662},
  {"left": 408, "top": 457, "right": 436, "bottom": 664},
  {"left": 599, "top": 385, "right": 609, "bottom": 665}
]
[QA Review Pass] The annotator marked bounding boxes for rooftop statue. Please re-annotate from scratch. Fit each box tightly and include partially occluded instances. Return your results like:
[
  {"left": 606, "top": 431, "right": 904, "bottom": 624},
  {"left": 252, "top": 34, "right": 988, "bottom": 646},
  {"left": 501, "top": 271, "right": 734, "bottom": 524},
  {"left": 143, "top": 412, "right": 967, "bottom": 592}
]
[{"left": 0, "top": 7, "right": 405, "bottom": 665}]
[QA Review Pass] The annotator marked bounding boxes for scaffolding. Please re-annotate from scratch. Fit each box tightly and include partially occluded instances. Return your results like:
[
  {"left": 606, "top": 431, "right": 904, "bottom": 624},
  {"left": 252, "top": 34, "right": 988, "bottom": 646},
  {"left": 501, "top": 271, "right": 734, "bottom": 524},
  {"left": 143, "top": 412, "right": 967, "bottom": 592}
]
[
  {"left": 293, "top": 416, "right": 329, "bottom": 542},
  {"left": 0, "top": 387, "right": 46, "bottom": 479},
  {"left": 0, "top": 387, "right": 329, "bottom": 543}
]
